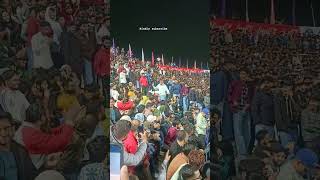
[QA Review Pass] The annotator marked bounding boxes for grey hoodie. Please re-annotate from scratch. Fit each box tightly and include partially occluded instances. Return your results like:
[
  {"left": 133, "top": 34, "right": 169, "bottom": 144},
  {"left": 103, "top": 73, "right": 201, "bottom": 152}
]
[{"left": 110, "top": 128, "right": 147, "bottom": 166}]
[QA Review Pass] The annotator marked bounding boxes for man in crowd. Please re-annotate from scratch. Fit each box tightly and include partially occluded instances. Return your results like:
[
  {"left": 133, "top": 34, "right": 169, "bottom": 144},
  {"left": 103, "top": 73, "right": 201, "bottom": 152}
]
[{"left": 31, "top": 21, "right": 54, "bottom": 69}]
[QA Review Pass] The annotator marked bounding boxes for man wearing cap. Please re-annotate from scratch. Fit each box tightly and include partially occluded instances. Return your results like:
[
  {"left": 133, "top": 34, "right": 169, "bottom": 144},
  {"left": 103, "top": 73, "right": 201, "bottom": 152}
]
[{"left": 277, "top": 148, "right": 318, "bottom": 180}]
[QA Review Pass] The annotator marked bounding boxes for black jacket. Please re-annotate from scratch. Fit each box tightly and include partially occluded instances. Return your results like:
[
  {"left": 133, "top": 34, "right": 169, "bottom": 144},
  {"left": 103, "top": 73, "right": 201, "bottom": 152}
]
[
  {"left": 11, "top": 141, "right": 38, "bottom": 180},
  {"left": 251, "top": 90, "right": 275, "bottom": 126},
  {"left": 273, "top": 93, "right": 301, "bottom": 132}
]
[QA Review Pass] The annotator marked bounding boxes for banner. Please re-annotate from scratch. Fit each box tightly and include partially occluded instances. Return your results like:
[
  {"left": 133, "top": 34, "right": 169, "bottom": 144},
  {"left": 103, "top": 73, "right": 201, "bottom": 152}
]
[
  {"left": 212, "top": 19, "right": 299, "bottom": 33},
  {"left": 158, "top": 65, "right": 208, "bottom": 73}
]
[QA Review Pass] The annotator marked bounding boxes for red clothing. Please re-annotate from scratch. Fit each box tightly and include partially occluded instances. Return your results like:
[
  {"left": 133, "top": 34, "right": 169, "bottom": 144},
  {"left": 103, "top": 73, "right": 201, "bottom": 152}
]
[
  {"left": 227, "top": 80, "right": 254, "bottom": 113},
  {"left": 180, "top": 85, "right": 189, "bottom": 96},
  {"left": 139, "top": 76, "right": 148, "bottom": 87},
  {"left": 26, "top": 17, "right": 40, "bottom": 46},
  {"left": 117, "top": 66, "right": 124, "bottom": 74},
  {"left": 117, "top": 100, "right": 134, "bottom": 111},
  {"left": 93, "top": 47, "right": 110, "bottom": 77},
  {"left": 164, "top": 127, "right": 178, "bottom": 146},
  {"left": 123, "top": 130, "right": 138, "bottom": 154},
  {"left": 18, "top": 123, "right": 74, "bottom": 154}
]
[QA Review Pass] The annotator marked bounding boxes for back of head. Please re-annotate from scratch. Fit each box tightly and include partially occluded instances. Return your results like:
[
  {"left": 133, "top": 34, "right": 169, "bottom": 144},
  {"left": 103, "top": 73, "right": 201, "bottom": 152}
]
[
  {"left": 188, "top": 150, "right": 205, "bottom": 170},
  {"left": 178, "top": 164, "right": 194, "bottom": 180},
  {"left": 256, "top": 130, "right": 268, "bottom": 144},
  {"left": 176, "top": 130, "right": 187, "bottom": 142},
  {"left": 182, "top": 143, "right": 196, "bottom": 156},
  {"left": 184, "top": 123, "right": 194, "bottom": 135},
  {"left": 35, "top": 170, "right": 65, "bottom": 180},
  {"left": 113, "top": 120, "right": 131, "bottom": 140},
  {"left": 172, "top": 120, "right": 180, "bottom": 127}
]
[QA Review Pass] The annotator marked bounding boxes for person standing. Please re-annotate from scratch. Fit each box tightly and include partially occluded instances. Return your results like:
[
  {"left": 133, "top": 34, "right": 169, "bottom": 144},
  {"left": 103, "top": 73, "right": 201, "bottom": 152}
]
[
  {"left": 251, "top": 80, "right": 275, "bottom": 139},
  {"left": 155, "top": 80, "right": 170, "bottom": 101},
  {"left": 0, "top": 112, "right": 38, "bottom": 180},
  {"left": 60, "top": 22, "right": 82, "bottom": 79},
  {"left": 77, "top": 20, "right": 96, "bottom": 85},
  {"left": 139, "top": 72, "right": 148, "bottom": 95},
  {"left": 31, "top": 21, "right": 54, "bottom": 70},
  {"left": 26, "top": 7, "right": 46, "bottom": 71},
  {"left": 228, "top": 70, "right": 253, "bottom": 158}
]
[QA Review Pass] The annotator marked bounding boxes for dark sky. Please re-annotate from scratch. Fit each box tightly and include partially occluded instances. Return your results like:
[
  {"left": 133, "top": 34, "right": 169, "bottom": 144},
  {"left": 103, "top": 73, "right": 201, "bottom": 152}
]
[
  {"left": 212, "top": 0, "right": 320, "bottom": 26},
  {"left": 110, "top": 0, "right": 210, "bottom": 67}
]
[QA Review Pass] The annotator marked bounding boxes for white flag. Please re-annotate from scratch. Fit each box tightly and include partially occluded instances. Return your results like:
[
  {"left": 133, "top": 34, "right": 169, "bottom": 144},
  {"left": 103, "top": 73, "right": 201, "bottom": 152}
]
[{"left": 142, "top": 48, "right": 145, "bottom": 62}]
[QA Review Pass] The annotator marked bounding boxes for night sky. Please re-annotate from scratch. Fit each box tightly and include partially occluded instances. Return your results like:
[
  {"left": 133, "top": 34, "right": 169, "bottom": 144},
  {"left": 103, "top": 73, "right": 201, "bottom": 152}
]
[
  {"left": 212, "top": 0, "right": 320, "bottom": 26},
  {"left": 110, "top": 0, "right": 210, "bottom": 67}
]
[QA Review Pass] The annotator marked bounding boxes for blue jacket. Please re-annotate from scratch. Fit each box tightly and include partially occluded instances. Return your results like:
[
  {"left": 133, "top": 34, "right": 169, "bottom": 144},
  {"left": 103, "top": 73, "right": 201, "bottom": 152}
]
[
  {"left": 170, "top": 83, "right": 181, "bottom": 95},
  {"left": 211, "top": 71, "right": 227, "bottom": 104}
]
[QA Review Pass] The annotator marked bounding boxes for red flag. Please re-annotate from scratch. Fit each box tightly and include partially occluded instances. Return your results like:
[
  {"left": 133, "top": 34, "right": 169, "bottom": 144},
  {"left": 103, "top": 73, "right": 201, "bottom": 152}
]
[
  {"left": 151, "top": 50, "right": 155, "bottom": 66},
  {"left": 270, "top": 0, "right": 275, "bottom": 24}
]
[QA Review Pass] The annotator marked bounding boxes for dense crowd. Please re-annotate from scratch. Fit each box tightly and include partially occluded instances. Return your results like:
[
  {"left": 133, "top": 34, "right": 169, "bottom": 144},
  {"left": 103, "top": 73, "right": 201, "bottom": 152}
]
[
  {"left": 109, "top": 47, "right": 211, "bottom": 180},
  {"left": 211, "top": 19, "right": 320, "bottom": 180},
  {"left": 0, "top": 0, "right": 110, "bottom": 179}
]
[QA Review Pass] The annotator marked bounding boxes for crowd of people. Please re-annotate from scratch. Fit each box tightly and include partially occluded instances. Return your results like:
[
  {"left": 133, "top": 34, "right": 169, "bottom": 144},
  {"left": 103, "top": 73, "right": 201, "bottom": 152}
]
[
  {"left": 109, "top": 47, "right": 211, "bottom": 180},
  {"left": 0, "top": 0, "right": 110, "bottom": 179},
  {"left": 211, "top": 19, "right": 320, "bottom": 179}
]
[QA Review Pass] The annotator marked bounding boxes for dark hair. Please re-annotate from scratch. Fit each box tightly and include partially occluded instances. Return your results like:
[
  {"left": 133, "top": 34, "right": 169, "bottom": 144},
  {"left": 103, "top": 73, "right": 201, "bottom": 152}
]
[
  {"left": 0, "top": 112, "right": 13, "bottom": 124},
  {"left": 184, "top": 123, "right": 195, "bottom": 134},
  {"left": 25, "top": 104, "right": 43, "bottom": 123},
  {"left": 172, "top": 120, "right": 180, "bottom": 127},
  {"left": 188, "top": 150, "right": 205, "bottom": 170},
  {"left": 39, "top": 21, "right": 51, "bottom": 28},
  {"left": 182, "top": 144, "right": 196, "bottom": 156},
  {"left": 85, "top": 84, "right": 99, "bottom": 93},
  {"left": 211, "top": 108, "right": 221, "bottom": 118},
  {"left": 256, "top": 130, "right": 269, "bottom": 144},
  {"left": 176, "top": 130, "right": 187, "bottom": 142},
  {"left": 1, "top": 70, "right": 16, "bottom": 82},
  {"left": 137, "top": 105, "right": 145, "bottom": 113},
  {"left": 0, "top": 76, "right": 4, "bottom": 86},
  {"left": 239, "top": 158, "right": 265, "bottom": 174},
  {"left": 113, "top": 120, "right": 131, "bottom": 140},
  {"left": 178, "top": 164, "right": 194, "bottom": 180}
]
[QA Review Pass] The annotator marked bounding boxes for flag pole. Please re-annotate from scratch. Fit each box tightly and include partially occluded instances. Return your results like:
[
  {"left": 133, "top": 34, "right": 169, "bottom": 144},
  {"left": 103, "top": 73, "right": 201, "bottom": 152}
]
[
  {"left": 310, "top": 0, "right": 316, "bottom": 26},
  {"left": 245, "top": 0, "right": 249, "bottom": 22},
  {"left": 270, "top": 0, "right": 275, "bottom": 24},
  {"left": 292, "top": 0, "right": 296, "bottom": 25}
]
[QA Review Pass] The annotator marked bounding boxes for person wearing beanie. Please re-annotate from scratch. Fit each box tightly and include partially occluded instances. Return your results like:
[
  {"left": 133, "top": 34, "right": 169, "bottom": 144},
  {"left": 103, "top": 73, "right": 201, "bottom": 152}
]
[{"left": 277, "top": 148, "right": 319, "bottom": 180}]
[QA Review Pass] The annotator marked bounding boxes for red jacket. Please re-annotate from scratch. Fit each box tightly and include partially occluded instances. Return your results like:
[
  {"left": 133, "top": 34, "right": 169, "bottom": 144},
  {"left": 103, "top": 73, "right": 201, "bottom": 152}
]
[
  {"left": 164, "top": 127, "right": 177, "bottom": 146},
  {"left": 228, "top": 80, "right": 254, "bottom": 113},
  {"left": 26, "top": 17, "right": 39, "bottom": 46},
  {"left": 139, "top": 76, "right": 148, "bottom": 87},
  {"left": 15, "top": 122, "right": 74, "bottom": 155},
  {"left": 117, "top": 100, "right": 134, "bottom": 111},
  {"left": 93, "top": 47, "right": 110, "bottom": 77},
  {"left": 123, "top": 130, "right": 138, "bottom": 154}
]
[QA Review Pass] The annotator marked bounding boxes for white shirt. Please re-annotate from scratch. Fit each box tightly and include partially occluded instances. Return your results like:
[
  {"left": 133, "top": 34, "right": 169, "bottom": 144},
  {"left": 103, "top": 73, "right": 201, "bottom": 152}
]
[
  {"left": 110, "top": 89, "right": 120, "bottom": 101},
  {"left": 0, "top": 89, "right": 30, "bottom": 123},
  {"left": 96, "top": 25, "right": 110, "bottom": 44},
  {"left": 119, "top": 72, "right": 127, "bottom": 84},
  {"left": 31, "top": 32, "right": 54, "bottom": 69},
  {"left": 155, "top": 84, "right": 170, "bottom": 96}
]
